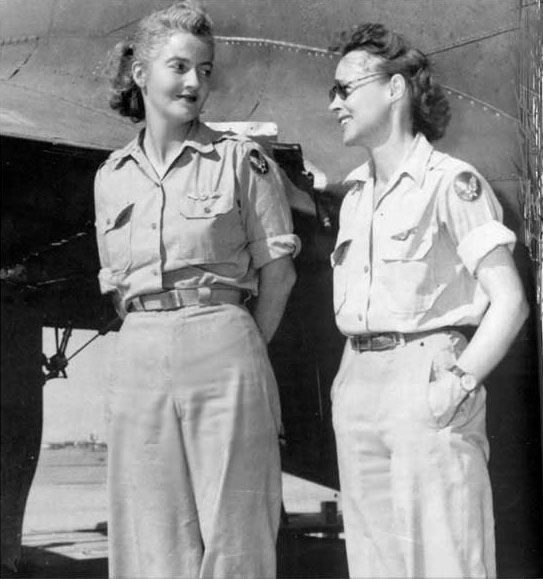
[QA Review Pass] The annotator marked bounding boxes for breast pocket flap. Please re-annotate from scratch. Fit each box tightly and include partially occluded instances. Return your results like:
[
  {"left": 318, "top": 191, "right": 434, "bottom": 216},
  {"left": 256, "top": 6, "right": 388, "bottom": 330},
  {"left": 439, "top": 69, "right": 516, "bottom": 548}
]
[
  {"left": 382, "top": 227, "right": 433, "bottom": 261},
  {"left": 97, "top": 203, "right": 134, "bottom": 234},
  {"left": 180, "top": 190, "right": 234, "bottom": 219}
]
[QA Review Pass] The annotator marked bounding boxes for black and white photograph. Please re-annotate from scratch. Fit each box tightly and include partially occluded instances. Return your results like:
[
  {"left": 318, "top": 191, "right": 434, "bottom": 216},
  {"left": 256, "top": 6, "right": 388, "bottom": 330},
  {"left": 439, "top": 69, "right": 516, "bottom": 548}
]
[{"left": 1, "top": 1, "right": 542, "bottom": 577}]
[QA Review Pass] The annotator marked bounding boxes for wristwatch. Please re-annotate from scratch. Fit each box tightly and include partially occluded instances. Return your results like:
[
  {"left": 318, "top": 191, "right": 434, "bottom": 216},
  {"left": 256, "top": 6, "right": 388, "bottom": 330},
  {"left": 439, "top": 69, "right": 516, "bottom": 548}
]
[{"left": 448, "top": 364, "right": 478, "bottom": 393}]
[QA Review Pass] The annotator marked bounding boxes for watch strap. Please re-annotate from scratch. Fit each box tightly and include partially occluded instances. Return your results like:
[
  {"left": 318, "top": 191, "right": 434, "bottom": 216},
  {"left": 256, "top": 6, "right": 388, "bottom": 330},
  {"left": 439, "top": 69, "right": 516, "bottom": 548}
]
[
  {"left": 448, "top": 364, "right": 478, "bottom": 392},
  {"left": 448, "top": 364, "right": 467, "bottom": 378}
]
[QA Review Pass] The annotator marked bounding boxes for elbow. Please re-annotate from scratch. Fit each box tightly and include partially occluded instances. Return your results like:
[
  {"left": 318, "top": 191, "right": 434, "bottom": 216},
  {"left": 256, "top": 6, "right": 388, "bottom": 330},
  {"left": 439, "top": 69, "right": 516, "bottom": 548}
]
[
  {"left": 282, "top": 260, "right": 297, "bottom": 296},
  {"left": 500, "top": 288, "right": 530, "bottom": 332},
  {"left": 514, "top": 295, "right": 530, "bottom": 338},
  {"left": 260, "top": 257, "right": 297, "bottom": 298},
  {"left": 518, "top": 293, "right": 530, "bottom": 325},
  {"left": 512, "top": 284, "right": 530, "bottom": 325},
  {"left": 280, "top": 258, "right": 298, "bottom": 296},
  {"left": 287, "top": 260, "right": 297, "bottom": 288}
]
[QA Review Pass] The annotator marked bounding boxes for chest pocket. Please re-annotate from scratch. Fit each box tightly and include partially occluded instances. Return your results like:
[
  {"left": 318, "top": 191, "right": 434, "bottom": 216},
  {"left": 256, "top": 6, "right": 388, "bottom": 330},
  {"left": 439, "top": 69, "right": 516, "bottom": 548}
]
[
  {"left": 331, "top": 238, "right": 352, "bottom": 315},
  {"left": 177, "top": 187, "right": 244, "bottom": 263},
  {"left": 179, "top": 189, "right": 234, "bottom": 219},
  {"left": 381, "top": 226, "right": 433, "bottom": 261},
  {"left": 97, "top": 203, "right": 134, "bottom": 273},
  {"left": 378, "top": 225, "right": 443, "bottom": 315}
]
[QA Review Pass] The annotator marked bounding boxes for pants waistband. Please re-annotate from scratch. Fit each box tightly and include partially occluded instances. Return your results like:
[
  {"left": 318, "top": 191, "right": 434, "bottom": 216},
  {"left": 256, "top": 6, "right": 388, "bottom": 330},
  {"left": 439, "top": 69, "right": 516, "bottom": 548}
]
[
  {"left": 127, "top": 287, "right": 246, "bottom": 312},
  {"left": 349, "top": 326, "right": 476, "bottom": 352}
]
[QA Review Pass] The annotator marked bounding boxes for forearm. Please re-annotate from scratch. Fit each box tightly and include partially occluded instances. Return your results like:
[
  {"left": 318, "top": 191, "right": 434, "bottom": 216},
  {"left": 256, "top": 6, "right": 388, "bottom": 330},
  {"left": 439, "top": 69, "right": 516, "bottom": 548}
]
[
  {"left": 253, "top": 256, "right": 297, "bottom": 343},
  {"left": 457, "top": 292, "right": 528, "bottom": 383},
  {"left": 453, "top": 244, "right": 529, "bottom": 383}
]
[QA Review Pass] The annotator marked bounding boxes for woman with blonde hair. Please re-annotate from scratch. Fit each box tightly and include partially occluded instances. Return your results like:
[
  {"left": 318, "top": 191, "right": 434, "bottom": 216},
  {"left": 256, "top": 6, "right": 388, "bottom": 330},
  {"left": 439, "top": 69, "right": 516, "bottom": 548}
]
[{"left": 95, "top": 3, "right": 299, "bottom": 577}]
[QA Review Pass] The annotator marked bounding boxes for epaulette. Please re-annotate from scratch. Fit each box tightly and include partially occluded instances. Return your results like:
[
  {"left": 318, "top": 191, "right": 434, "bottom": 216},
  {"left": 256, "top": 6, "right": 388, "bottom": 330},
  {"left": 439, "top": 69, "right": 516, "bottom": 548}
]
[
  {"left": 211, "top": 132, "right": 271, "bottom": 174},
  {"left": 217, "top": 130, "right": 253, "bottom": 144},
  {"left": 100, "top": 137, "right": 139, "bottom": 171},
  {"left": 188, "top": 127, "right": 255, "bottom": 156},
  {"left": 428, "top": 150, "right": 456, "bottom": 172}
]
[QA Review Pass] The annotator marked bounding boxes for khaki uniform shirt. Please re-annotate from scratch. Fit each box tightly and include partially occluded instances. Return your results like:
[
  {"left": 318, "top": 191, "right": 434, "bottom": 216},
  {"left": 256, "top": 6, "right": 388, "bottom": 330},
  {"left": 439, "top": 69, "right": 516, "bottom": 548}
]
[
  {"left": 95, "top": 121, "right": 300, "bottom": 309},
  {"left": 332, "top": 133, "right": 516, "bottom": 336}
]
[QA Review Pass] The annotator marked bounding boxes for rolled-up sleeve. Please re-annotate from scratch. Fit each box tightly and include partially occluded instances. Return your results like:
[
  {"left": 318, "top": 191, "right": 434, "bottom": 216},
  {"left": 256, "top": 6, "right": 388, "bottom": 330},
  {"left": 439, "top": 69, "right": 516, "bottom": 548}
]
[
  {"left": 457, "top": 220, "right": 516, "bottom": 275},
  {"left": 237, "top": 143, "right": 301, "bottom": 269},
  {"left": 438, "top": 165, "right": 516, "bottom": 275}
]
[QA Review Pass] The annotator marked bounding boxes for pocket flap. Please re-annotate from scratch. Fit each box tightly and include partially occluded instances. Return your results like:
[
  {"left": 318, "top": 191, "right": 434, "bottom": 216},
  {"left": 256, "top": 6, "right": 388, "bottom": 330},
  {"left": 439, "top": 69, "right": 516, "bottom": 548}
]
[
  {"left": 382, "top": 227, "right": 433, "bottom": 261},
  {"left": 180, "top": 190, "right": 233, "bottom": 219},
  {"left": 331, "top": 239, "right": 352, "bottom": 267},
  {"left": 97, "top": 203, "right": 134, "bottom": 233}
]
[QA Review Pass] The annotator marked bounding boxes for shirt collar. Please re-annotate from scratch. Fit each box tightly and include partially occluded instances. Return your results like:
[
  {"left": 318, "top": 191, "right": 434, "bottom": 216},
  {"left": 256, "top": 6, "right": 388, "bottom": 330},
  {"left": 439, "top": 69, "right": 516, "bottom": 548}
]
[
  {"left": 346, "top": 132, "right": 434, "bottom": 193},
  {"left": 344, "top": 160, "right": 373, "bottom": 195},
  {"left": 398, "top": 132, "right": 434, "bottom": 187},
  {"left": 108, "top": 135, "right": 140, "bottom": 169},
  {"left": 181, "top": 120, "right": 221, "bottom": 154},
  {"left": 109, "top": 120, "right": 223, "bottom": 170}
]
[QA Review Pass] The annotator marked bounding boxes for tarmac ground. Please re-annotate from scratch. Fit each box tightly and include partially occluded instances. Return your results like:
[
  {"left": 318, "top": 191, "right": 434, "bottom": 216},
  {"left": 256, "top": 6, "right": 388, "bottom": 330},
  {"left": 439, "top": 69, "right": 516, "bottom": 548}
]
[{"left": 12, "top": 446, "right": 348, "bottom": 578}]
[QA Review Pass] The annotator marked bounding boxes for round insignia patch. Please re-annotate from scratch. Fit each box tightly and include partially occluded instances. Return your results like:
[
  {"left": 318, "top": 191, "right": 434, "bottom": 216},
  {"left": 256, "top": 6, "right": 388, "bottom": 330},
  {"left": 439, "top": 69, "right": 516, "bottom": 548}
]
[
  {"left": 249, "top": 149, "right": 269, "bottom": 175},
  {"left": 453, "top": 171, "right": 482, "bottom": 202}
]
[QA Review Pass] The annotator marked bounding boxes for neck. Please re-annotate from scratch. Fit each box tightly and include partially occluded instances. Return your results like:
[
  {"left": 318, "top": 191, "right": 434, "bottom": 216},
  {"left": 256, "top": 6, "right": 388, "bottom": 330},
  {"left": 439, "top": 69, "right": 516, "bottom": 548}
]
[
  {"left": 142, "top": 115, "right": 194, "bottom": 169},
  {"left": 368, "top": 131, "right": 416, "bottom": 186}
]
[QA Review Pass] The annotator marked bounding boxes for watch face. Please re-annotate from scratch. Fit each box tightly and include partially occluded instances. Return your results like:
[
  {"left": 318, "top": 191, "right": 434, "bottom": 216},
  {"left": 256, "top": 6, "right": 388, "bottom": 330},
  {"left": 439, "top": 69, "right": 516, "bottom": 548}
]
[{"left": 461, "top": 374, "right": 478, "bottom": 392}]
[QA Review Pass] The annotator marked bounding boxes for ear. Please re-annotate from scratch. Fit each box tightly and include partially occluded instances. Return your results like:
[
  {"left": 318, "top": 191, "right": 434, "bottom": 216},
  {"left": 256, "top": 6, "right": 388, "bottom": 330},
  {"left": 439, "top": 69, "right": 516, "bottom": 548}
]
[
  {"left": 132, "top": 60, "right": 146, "bottom": 90},
  {"left": 389, "top": 73, "right": 407, "bottom": 103}
]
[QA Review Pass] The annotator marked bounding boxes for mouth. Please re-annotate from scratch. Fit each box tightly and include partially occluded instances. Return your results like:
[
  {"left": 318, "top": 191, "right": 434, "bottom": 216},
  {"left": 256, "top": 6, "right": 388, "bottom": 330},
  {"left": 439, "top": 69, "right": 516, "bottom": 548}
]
[
  {"left": 338, "top": 116, "right": 351, "bottom": 127},
  {"left": 176, "top": 93, "right": 198, "bottom": 103}
]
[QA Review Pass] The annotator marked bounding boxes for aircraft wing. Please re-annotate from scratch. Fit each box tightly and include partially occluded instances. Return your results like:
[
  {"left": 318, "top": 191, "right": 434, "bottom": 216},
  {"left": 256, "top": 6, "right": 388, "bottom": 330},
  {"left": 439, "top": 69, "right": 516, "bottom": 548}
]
[
  {"left": 1, "top": 0, "right": 522, "bottom": 182},
  {"left": 1, "top": 0, "right": 537, "bottom": 495}
]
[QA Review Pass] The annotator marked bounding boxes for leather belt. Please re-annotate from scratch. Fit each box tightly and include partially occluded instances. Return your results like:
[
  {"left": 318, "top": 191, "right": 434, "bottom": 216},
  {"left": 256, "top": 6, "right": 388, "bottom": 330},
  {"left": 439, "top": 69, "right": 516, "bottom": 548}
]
[
  {"left": 127, "top": 287, "right": 246, "bottom": 312},
  {"left": 349, "top": 326, "right": 476, "bottom": 352}
]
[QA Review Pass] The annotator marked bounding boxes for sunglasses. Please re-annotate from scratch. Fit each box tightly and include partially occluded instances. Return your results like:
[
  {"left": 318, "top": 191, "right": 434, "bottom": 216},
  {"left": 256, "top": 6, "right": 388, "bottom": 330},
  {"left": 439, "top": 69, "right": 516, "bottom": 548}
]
[{"left": 329, "top": 72, "right": 387, "bottom": 103}]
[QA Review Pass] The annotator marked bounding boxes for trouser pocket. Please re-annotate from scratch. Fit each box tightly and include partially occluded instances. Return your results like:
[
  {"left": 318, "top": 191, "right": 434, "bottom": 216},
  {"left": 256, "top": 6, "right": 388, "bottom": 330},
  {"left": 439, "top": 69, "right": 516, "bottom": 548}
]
[{"left": 425, "top": 333, "right": 476, "bottom": 428}]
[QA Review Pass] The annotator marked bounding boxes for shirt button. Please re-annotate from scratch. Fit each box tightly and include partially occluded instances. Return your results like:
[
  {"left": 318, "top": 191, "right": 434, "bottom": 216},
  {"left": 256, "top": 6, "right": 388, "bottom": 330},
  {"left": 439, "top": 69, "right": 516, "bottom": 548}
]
[
  {"left": 204, "top": 207, "right": 211, "bottom": 214},
  {"left": 358, "top": 313, "right": 363, "bottom": 321},
  {"left": 152, "top": 269, "right": 158, "bottom": 276},
  {"left": 106, "top": 218, "right": 111, "bottom": 226},
  {"left": 363, "top": 266, "right": 369, "bottom": 273},
  {"left": 151, "top": 223, "right": 157, "bottom": 230}
]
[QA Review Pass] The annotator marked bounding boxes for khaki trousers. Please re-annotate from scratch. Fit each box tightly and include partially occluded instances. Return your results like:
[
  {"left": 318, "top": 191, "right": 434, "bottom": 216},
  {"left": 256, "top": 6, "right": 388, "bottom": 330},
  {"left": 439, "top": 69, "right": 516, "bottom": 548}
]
[
  {"left": 107, "top": 305, "right": 282, "bottom": 578},
  {"left": 332, "top": 331, "right": 496, "bottom": 578}
]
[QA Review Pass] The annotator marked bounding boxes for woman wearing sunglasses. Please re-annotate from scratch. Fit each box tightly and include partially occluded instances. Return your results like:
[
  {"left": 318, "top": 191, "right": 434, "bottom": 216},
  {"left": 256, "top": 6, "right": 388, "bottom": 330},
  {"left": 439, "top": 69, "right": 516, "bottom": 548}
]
[
  {"left": 94, "top": 2, "right": 299, "bottom": 577},
  {"left": 323, "top": 23, "right": 528, "bottom": 577}
]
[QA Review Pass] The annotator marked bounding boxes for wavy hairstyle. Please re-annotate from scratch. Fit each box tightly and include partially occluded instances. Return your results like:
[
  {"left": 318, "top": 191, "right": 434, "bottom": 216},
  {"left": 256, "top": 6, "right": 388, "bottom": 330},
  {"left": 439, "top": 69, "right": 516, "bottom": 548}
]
[
  {"left": 108, "top": 1, "right": 214, "bottom": 122},
  {"left": 332, "top": 23, "right": 450, "bottom": 141}
]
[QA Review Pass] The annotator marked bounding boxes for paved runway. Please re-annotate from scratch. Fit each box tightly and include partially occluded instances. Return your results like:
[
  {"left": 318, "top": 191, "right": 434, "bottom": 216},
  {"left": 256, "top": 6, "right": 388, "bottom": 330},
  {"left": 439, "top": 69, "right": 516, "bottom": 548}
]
[{"left": 18, "top": 446, "right": 348, "bottom": 578}]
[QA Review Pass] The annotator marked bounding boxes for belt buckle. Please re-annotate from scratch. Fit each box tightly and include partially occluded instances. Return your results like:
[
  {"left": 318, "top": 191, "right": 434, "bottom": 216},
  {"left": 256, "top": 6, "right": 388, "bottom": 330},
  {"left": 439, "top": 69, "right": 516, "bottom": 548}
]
[
  {"left": 164, "top": 290, "right": 181, "bottom": 309},
  {"left": 372, "top": 334, "right": 394, "bottom": 350},
  {"left": 350, "top": 332, "right": 405, "bottom": 352},
  {"left": 350, "top": 336, "right": 372, "bottom": 352},
  {"left": 142, "top": 290, "right": 181, "bottom": 311},
  {"left": 372, "top": 333, "right": 405, "bottom": 350}
]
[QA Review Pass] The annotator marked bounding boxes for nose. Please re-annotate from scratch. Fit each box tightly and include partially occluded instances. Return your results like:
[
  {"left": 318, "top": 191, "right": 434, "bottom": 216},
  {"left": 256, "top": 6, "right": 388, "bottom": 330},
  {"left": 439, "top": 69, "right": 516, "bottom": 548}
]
[
  {"left": 329, "top": 94, "right": 341, "bottom": 113},
  {"left": 183, "top": 67, "right": 201, "bottom": 89}
]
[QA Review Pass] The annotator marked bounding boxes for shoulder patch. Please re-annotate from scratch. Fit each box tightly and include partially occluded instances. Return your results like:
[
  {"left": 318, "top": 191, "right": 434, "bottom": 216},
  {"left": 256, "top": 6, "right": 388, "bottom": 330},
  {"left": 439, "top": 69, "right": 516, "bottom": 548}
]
[
  {"left": 248, "top": 148, "right": 269, "bottom": 175},
  {"left": 453, "top": 171, "right": 481, "bottom": 202}
]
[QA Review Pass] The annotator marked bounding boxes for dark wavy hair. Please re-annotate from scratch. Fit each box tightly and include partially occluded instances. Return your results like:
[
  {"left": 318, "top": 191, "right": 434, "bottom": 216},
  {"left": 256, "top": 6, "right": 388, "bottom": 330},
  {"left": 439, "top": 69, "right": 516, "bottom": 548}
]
[
  {"left": 108, "top": 1, "right": 214, "bottom": 122},
  {"left": 332, "top": 23, "right": 450, "bottom": 141}
]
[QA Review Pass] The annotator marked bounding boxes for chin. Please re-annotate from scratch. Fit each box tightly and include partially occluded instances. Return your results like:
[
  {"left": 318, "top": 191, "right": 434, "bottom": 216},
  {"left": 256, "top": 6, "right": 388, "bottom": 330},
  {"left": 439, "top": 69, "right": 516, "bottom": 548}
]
[
  {"left": 342, "top": 132, "right": 361, "bottom": 147},
  {"left": 169, "top": 110, "right": 200, "bottom": 125}
]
